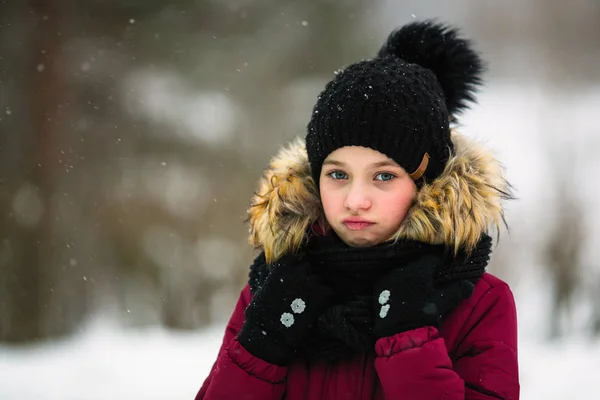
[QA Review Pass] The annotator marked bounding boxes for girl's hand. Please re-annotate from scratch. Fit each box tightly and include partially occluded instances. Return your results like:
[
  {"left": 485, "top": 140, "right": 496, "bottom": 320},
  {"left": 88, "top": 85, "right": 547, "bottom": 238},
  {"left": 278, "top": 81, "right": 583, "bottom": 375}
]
[
  {"left": 238, "top": 253, "right": 332, "bottom": 365},
  {"left": 372, "top": 254, "right": 474, "bottom": 339}
]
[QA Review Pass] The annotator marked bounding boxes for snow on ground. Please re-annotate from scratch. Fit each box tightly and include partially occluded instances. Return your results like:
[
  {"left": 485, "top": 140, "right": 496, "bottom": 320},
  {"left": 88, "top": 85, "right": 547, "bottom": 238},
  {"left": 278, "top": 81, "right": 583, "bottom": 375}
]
[
  {"left": 0, "top": 320, "right": 223, "bottom": 400},
  {"left": 520, "top": 334, "right": 600, "bottom": 399}
]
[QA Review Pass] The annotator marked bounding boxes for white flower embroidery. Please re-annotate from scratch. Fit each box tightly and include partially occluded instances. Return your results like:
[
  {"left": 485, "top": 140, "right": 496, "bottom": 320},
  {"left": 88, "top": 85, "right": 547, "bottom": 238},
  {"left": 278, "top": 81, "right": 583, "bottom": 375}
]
[
  {"left": 378, "top": 290, "right": 391, "bottom": 305},
  {"left": 280, "top": 312, "right": 295, "bottom": 328},
  {"left": 379, "top": 304, "right": 390, "bottom": 319},
  {"left": 290, "top": 298, "right": 306, "bottom": 314}
]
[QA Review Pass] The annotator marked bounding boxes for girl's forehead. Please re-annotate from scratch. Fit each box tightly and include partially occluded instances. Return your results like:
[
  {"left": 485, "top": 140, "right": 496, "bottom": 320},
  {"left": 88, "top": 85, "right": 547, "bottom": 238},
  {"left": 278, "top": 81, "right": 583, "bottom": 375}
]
[{"left": 324, "top": 146, "right": 400, "bottom": 167}]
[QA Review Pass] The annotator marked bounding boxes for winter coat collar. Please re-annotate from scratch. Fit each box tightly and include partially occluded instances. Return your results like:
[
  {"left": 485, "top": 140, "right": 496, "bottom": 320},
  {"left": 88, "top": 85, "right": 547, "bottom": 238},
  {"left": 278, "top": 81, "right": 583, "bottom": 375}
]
[{"left": 247, "top": 130, "right": 511, "bottom": 263}]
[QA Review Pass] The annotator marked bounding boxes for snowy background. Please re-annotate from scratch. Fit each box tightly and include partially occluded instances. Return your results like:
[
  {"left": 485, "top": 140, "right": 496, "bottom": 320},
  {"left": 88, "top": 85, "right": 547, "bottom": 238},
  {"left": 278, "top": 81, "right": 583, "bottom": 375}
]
[{"left": 1, "top": 1, "right": 600, "bottom": 399}]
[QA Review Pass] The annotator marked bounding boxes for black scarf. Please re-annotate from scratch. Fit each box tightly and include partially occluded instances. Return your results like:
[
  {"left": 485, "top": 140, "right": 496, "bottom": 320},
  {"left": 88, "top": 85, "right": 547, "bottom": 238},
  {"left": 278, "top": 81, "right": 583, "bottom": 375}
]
[{"left": 248, "top": 233, "right": 492, "bottom": 364}]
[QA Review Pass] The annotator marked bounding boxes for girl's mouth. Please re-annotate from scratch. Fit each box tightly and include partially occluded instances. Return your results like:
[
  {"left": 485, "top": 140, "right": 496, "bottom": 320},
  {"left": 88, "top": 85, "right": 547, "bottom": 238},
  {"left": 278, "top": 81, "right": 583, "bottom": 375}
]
[{"left": 343, "top": 221, "right": 375, "bottom": 231}]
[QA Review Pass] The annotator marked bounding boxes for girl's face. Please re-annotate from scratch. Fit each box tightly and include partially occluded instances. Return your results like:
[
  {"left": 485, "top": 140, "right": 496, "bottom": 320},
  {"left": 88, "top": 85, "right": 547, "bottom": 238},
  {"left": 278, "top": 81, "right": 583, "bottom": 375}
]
[{"left": 319, "top": 146, "right": 417, "bottom": 248}]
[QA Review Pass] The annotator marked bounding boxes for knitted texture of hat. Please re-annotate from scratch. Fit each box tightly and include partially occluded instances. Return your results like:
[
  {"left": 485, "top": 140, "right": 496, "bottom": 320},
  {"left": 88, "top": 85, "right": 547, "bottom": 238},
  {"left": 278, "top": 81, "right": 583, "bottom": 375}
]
[{"left": 306, "top": 20, "right": 484, "bottom": 185}]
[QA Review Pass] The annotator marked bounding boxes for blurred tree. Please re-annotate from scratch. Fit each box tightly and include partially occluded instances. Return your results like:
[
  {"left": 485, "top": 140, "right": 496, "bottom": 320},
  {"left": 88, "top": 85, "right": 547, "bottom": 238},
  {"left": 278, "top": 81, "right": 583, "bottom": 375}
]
[
  {"left": 543, "top": 189, "right": 583, "bottom": 339},
  {"left": 0, "top": 0, "right": 75, "bottom": 342}
]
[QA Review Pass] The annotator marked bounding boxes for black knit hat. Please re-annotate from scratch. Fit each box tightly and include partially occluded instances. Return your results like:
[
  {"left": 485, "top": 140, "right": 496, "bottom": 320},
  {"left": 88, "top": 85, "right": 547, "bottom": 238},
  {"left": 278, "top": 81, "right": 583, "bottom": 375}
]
[{"left": 306, "top": 20, "right": 484, "bottom": 186}]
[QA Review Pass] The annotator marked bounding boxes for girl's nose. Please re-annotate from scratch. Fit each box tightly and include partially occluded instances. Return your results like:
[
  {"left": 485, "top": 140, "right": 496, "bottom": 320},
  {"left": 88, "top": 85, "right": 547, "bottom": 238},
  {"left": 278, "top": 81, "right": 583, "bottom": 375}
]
[{"left": 344, "top": 183, "right": 372, "bottom": 212}]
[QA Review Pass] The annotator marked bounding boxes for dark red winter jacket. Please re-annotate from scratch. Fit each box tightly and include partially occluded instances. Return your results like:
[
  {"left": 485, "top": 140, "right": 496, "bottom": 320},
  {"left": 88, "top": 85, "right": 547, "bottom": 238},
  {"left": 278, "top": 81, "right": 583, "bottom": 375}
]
[
  {"left": 195, "top": 272, "right": 518, "bottom": 400},
  {"left": 196, "top": 131, "right": 519, "bottom": 399},
  {"left": 196, "top": 274, "right": 519, "bottom": 400}
]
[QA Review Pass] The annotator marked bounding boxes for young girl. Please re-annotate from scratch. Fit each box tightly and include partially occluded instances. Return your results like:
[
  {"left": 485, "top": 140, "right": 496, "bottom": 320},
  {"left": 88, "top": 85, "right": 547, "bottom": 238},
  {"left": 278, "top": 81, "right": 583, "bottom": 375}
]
[{"left": 195, "top": 20, "right": 519, "bottom": 399}]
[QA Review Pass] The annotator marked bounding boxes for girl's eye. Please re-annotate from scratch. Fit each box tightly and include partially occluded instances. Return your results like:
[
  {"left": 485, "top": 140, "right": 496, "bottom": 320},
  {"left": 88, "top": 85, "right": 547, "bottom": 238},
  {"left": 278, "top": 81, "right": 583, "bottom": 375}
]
[
  {"left": 375, "top": 172, "right": 395, "bottom": 182},
  {"left": 328, "top": 171, "right": 348, "bottom": 180}
]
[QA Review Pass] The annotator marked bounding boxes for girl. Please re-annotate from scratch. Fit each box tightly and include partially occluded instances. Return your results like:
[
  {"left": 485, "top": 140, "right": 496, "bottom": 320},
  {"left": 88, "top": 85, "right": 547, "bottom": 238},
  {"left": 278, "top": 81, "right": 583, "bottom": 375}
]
[{"left": 195, "top": 20, "right": 519, "bottom": 399}]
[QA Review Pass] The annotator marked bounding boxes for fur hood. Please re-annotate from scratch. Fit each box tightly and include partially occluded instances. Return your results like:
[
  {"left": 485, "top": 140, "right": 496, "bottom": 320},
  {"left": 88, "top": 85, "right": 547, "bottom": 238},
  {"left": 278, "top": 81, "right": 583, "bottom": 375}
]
[{"left": 248, "top": 130, "right": 511, "bottom": 264}]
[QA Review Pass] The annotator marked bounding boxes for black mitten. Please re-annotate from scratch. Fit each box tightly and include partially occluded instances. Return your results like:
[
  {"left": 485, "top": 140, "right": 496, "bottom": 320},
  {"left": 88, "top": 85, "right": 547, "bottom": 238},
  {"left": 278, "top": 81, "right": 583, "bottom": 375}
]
[
  {"left": 238, "top": 253, "right": 332, "bottom": 365},
  {"left": 317, "top": 296, "right": 374, "bottom": 348},
  {"left": 373, "top": 254, "right": 474, "bottom": 339}
]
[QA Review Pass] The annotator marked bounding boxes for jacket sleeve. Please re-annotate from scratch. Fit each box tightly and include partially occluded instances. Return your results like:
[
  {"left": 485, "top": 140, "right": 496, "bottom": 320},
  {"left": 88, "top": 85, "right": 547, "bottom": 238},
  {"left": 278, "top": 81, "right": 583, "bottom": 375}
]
[
  {"left": 374, "top": 282, "right": 519, "bottom": 400},
  {"left": 195, "top": 285, "right": 288, "bottom": 400}
]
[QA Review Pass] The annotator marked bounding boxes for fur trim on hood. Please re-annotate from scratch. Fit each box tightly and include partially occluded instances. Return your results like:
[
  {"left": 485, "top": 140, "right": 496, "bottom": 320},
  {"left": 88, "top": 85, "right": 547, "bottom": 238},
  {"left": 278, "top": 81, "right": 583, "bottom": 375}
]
[{"left": 248, "top": 131, "right": 511, "bottom": 263}]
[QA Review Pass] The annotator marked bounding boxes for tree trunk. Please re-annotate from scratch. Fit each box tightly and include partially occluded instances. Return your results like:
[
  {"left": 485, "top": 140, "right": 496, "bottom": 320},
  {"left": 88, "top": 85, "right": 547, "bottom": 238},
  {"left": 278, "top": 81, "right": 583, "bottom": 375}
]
[{"left": 2, "top": 0, "right": 66, "bottom": 342}]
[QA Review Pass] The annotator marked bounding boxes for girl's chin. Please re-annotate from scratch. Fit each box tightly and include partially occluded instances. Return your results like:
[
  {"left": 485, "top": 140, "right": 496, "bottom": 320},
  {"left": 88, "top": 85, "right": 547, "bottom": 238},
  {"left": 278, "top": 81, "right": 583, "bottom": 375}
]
[{"left": 337, "top": 231, "right": 383, "bottom": 248}]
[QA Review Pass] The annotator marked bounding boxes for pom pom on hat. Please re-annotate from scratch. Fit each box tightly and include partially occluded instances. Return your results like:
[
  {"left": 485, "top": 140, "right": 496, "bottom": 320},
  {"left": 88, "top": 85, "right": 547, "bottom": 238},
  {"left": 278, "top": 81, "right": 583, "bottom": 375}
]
[{"left": 378, "top": 19, "right": 485, "bottom": 116}]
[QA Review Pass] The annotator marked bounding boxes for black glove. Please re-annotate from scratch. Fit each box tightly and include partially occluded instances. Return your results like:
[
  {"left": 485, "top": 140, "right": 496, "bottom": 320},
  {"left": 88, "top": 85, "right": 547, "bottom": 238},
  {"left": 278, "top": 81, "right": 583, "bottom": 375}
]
[
  {"left": 317, "top": 296, "right": 374, "bottom": 348},
  {"left": 373, "top": 254, "right": 474, "bottom": 339},
  {"left": 238, "top": 253, "right": 332, "bottom": 365}
]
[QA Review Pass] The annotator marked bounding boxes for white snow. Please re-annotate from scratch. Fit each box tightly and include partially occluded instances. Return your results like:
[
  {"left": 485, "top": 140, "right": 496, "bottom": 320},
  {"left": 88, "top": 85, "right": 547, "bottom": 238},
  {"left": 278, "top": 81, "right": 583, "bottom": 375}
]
[
  {"left": 0, "top": 320, "right": 223, "bottom": 400},
  {"left": 520, "top": 334, "right": 600, "bottom": 399}
]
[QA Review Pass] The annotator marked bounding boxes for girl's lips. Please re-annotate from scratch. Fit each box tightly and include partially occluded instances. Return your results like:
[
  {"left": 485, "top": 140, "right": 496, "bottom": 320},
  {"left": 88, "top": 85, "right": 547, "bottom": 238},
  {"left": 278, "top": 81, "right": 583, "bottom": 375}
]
[{"left": 343, "top": 221, "right": 375, "bottom": 231}]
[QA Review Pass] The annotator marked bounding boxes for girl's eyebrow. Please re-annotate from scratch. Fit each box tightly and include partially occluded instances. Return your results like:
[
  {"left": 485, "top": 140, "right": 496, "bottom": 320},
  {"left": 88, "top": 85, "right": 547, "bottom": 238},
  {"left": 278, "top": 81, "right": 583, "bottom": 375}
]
[
  {"left": 370, "top": 160, "right": 400, "bottom": 168},
  {"left": 322, "top": 160, "right": 400, "bottom": 168},
  {"left": 322, "top": 159, "right": 346, "bottom": 167}
]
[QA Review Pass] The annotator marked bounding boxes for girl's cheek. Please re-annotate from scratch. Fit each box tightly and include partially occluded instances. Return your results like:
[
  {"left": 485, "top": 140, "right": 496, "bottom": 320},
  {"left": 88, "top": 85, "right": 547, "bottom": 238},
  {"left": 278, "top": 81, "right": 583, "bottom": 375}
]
[
  {"left": 384, "top": 191, "right": 415, "bottom": 221},
  {"left": 319, "top": 187, "right": 337, "bottom": 218}
]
